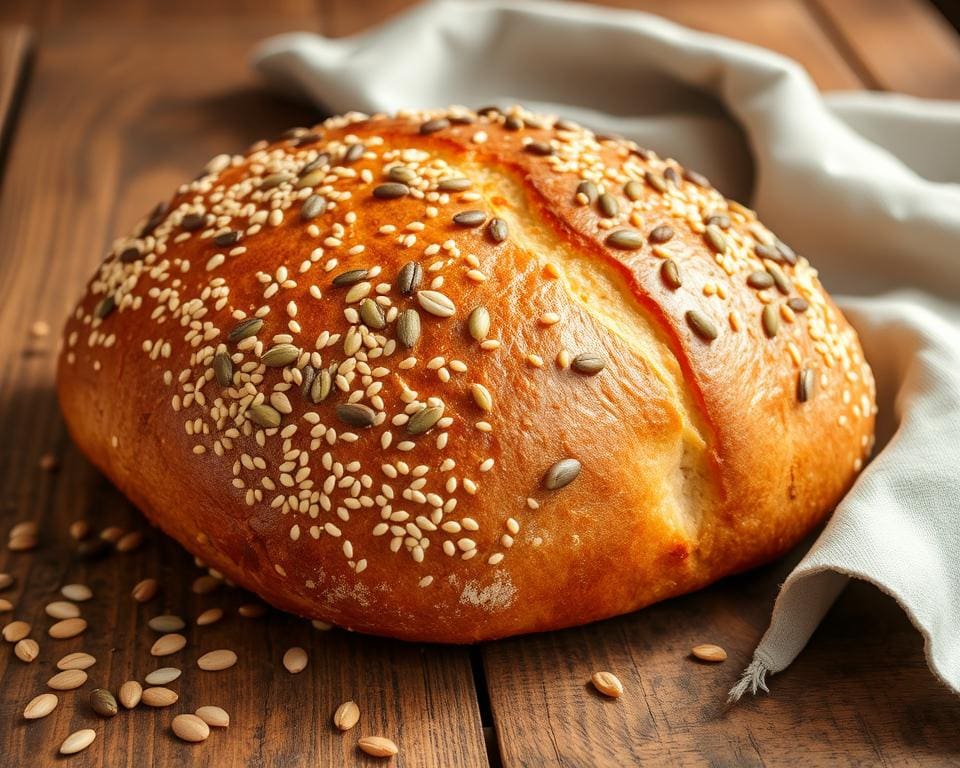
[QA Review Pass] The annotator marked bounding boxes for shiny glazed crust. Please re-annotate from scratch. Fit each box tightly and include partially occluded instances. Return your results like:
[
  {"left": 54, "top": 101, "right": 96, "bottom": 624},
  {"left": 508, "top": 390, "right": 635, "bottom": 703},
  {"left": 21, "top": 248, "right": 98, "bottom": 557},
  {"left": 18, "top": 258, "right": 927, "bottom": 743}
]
[{"left": 57, "top": 107, "right": 876, "bottom": 642}]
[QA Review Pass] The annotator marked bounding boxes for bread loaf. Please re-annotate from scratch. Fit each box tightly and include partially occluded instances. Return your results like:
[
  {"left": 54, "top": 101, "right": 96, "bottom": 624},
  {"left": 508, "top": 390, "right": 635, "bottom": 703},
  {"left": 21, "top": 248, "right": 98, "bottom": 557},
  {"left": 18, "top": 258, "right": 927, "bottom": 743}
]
[{"left": 57, "top": 106, "right": 876, "bottom": 642}]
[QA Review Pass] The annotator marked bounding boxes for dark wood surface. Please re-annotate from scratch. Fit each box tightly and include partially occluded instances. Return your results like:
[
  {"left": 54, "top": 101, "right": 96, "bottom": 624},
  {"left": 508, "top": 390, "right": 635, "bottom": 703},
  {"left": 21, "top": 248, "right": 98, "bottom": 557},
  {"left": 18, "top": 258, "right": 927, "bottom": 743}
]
[{"left": 0, "top": 1, "right": 958, "bottom": 766}]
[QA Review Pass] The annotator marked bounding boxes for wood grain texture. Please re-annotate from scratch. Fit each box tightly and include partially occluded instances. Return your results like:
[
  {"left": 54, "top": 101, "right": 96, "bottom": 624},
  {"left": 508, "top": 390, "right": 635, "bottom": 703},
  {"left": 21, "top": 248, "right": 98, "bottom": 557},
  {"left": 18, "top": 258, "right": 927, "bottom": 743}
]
[
  {"left": 0, "top": 26, "right": 32, "bottom": 168},
  {"left": 0, "top": 20, "right": 486, "bottom": 768}
]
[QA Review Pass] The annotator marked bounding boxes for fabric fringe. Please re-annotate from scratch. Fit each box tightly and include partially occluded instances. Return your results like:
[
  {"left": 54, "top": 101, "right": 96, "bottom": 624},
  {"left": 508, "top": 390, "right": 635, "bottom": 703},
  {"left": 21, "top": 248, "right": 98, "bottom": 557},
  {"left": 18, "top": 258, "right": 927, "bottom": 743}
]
[{"left": 727, "top": 657, "right": 771, "bottom": 703}]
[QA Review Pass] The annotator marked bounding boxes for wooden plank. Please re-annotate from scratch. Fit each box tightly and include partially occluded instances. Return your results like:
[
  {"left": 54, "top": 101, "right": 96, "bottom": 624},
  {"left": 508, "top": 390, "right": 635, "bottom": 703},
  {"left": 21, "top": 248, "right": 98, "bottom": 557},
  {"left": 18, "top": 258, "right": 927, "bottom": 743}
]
[
  {"left": 483, "top": 559, "right": 960, "bottom": 766},
  {"left": 0, "top": 20, "right": 488, "bottom": 767},
  {"left": 324, "top": 0, "right": 864, "bottom": 90},
  {"left": 0, "top": 26, "right": 32, "bottom": 170},
  {"left": 808, "top": 0, "right": 960, "bottom": 98}
]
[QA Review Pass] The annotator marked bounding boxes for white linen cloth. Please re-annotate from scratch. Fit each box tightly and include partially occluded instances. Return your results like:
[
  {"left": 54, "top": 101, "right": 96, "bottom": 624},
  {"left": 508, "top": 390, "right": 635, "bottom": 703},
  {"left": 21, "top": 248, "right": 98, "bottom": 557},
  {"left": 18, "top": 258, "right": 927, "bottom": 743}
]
[{"left": 252, "top": 0, "right": 960, "bottom": 699}]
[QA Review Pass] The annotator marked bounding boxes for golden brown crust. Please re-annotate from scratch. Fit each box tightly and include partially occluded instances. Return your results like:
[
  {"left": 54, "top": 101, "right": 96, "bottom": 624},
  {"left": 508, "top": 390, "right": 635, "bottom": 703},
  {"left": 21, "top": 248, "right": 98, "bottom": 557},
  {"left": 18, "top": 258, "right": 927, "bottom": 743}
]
[{"left": 57, "top": 106, "right": 875, "bottom": 642}]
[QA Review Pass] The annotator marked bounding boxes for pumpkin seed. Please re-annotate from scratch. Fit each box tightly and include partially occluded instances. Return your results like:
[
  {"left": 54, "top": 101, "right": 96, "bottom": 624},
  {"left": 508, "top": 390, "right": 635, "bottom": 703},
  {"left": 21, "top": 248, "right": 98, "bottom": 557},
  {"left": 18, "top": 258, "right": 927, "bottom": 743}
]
[
  {"left": 798, "top": 368, "right": 815, "bottom": 403},
  {"left": 396, "top": 261, "right": 423, "bottom": 295},
  {"left": 310, "top": 369, "right": 333, "bottom": 404},
  {"left": 359, "top": 298, "right": 386, "bottom": 329},
  {"left": 387, "top": 166, "right": 416, "bottom": 183},
  {"left": 61, "top": 584, "right": 92, "bottom": 602},
  {"left": 754, "top": 243, "right": 782, "bottom": 262},
  {"left": 90, "top": 688, "right": 118, "bottom": 717},
  {"left": 453, "top": 210, "right": 486, "bottom": 228},
  {"left": 197, "top": 649, "right": 237, "bottom": 671},
  {"left": 58, "top": 652, "right": 96, "bottom": 670},
  {"left": 591, "top": 671, "right": 624, "bottom": 698},
  {"left": 118, "top": 681, "right": 142, "bottom": 709},
  {"left": 334, "top": 700, "right": 360, "bottom": 731},
  {"left": 24, "top": 692, "right": 58, "bottom": 720},
  {"left": 49, "top": 618, "right": 86, "bottom": 639},
  {"left": 141, "top": 687, "right": 178, "bottom": 707},
  {"left": 598, "top": 193, "right": 619, "bottom": 218},
  {"left": 14, "top": 638, "right": 38, "bottom": 662},
  {"left": 60, "top": 729, "right": 96, "bottom": 755},
  {"left": 691, "top": 643, "right": 727, "bottom": 662},
  {"left": 301, "top": 194, "right": 327, "bottom": 220},
  {"left": 332, "top": 268, "right": 369, "bottom": 287},
  {"left": 747, "top": 271, "right": 774, "bottom": 289},
  {"left": 467, "top": 306, "right": 490, "bottom": 340},
  {"left": 543, "top": 459, "right": 581, "bottom": 490},
  {"left": 173, "top": 714, "right": 211, "bottom": 743},
  {"left": 645, "top": 170, "right": 668, "bottom": 193},
  {"left": 407, "top": 404, "right": 444, "bottom": 435},
  {"left": 145, "top": 668, "right": 182, "bottom": 686},
  {"left": 417, "top": 290, "right": 455, "bottom": 318},
  {"left": 776, "top": 240, "right": 798, "bottom": 264},
  {"left": 396, "top": 309, "right": 421, "bottom": 349},
  {"left": 787, "top": 297, "right": 809, "bottom": 313},
  {"left": 295, "top": 169, "right": 324, "bottom": 189},
  {"left": 48, "top": 669, "right": 87, "bottom": 690},
  {"left": 470, "top": 383, "right": 493, "bottom": 412},
  {"left": 766, "top": 262, "right": 792, "bottom": 295},
  {"left": 227, "top": 317, "right": 263, "bottom": 343},
  {"left": 343, "top": 143, "right": 365, "bottom": 164},
  {"left": 150, "top": 633, "right": 186, "bottom": 657},
  {"left": 571, "top": 353, "right": 605, "bottom": 375},
  {"left": 487, "top": 217, "right": 508, "bottom": 243},
  {"left": 283, "top": 646, "right": 308, "bottom": 674},
  {"left": 358, "top": 736, "right": 399, "bottom": 758},
  {"left": 624, "top": 180, "right": 643, "bottom": 201},
  {"left": 373, "top": 183, "right": 410, "bottom": 199},
  {"left": 438, "top": 177, "right": 471, "bottom": 191},
  {"left": 576, "top": 180, "right": 598, "bottom": 203},
  {"left": 420, "top": 118, "right": 450, "bottom": 135},
  {"left": 195, "top": 705, "right": 230, "bottom": 728},
  {"left": 213, "top": 351, "right": 233, "bottom": 387},
  {"left": 704, "top": 225, "right": 728, "bottom": 253},
  {"left": 661, "top": 260, "right": 682, "bottom": 290},
  {"left": 685, "top": 310, "right": 718, "bottom": 342},
  {"left": 261, "top": 343, "right": 300, "bottom": 367},
  {"left": 762, "top": 304, "right": 780, "bottom": 338},
  {"left": 648, "top": 225, "right": 674, "bottom": 244},
  {"left": 605, "top": 230, "right": 644, "bottom": 250},
  {"left": 336, "top": 403, "right": 376, "bottom": 428}
]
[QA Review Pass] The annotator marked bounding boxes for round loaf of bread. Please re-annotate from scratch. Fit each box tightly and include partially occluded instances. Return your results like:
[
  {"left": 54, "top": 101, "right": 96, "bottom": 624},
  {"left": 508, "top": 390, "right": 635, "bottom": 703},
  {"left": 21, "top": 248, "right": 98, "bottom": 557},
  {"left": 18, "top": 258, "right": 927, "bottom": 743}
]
[{"left": 57, "top": 106, "right": 876, "bottom": 642}]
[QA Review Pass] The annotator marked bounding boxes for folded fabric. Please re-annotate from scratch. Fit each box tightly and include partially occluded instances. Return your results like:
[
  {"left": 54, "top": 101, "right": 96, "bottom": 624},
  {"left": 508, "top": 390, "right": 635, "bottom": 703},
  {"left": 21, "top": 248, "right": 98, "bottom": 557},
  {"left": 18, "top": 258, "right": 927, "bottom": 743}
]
[{"left": 252, "top": 0, "right": 960, "bottom": 698}]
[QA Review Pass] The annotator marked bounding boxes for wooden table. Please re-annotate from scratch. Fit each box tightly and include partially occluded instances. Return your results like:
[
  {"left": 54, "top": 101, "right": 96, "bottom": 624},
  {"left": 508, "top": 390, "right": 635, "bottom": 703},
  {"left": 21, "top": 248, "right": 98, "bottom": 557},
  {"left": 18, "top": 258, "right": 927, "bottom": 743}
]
[{"left": 0, "top": 1, "right": 958, "bottom": 765}]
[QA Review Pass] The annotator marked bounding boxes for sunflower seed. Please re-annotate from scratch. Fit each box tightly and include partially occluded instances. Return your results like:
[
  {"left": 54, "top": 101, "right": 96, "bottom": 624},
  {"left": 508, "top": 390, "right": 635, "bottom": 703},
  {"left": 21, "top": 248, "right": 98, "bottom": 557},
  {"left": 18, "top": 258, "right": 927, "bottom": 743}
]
[
  {"left": 228, "top": 317, "right": 263, "bottom": 343},
  {"left": 195, "top": 706, "right": 230, "bottom": 728},
  {"left": 58, "top": 652, "right": 96, "bottom": 670},
  {"left": 766, "top": 262, "right": 792, "bottom": 295},
  {"left": 776, "top": 240, "right": 798, "bottom": 264},
  {"left": 417, "top": 290, "right": 456, "bottom": 318},
  {"left": 295, "top": 169, "right": 324, "bottom": 190},
  {"left": 45, "top": 601, "right": 80, "bottom": 620},
  {"left": 358, "top": 736, "right": 399, "bottom": 758},
  {"left": 543, "top": 459, "right": 581, "bottom": 490},
  {"left": 197, "top": 649, "right": 237, "bottom": 671},
  {"left": 624, "top": 180, "right": 643, "bottom": 201},
  {"left": 149, "top": 615, "right": 186, "bottom": 632},
  {"left": 90, "top": 688, "right": 118, "bottom": 717},
  {"left": 754, "top": 243, "right": 782, "bottom": 262},
  {"left": 468, "top": 306, "right": 490, "bottom": 340},
  {"left": 310, "top": 369, "right": 333, "bottom": 404},
  {"left": 605, "top": 229, "right": 643, "bottom": 250},
  {"left": 407, "top": 404, "right": 444, "bottom": 435},
  {"left": 61, "top": 584, "right": 92, "bottom": 602},
  {"left": 24, "top": 693, "right": 58, "bottom": 720},
  {"left": 388, "top": 166, "right": 416, "bottom": 183},
  {"left": 359, "top": 298, "right": 386, "bottom": 329},
  {"left": 180, "top": 212, "right": 206, "bottom": 231},
  {"left": 336, "top": 403, "right": 376, "bottom": 428},
  {"left": 118, "top": 681, "right": 142, "bottom": 709},
  {"left": 487, "top": 217, "right": 508, "bottom": 243},
  {"left": 591, "top": 671, "right": 624, "bottom": 698},
  {"left": 649, "top": 225, "right": 674, "bottom": 244},
  {"left": 571, "top": 353, "right": 605, "bottom": 375},
  {"left": 213, "top": 230, "right": 241, "bottom": 247},
  {"left": 14, "top": 638, "right": 38, "bottom": 663},
  {"left": 705, "top": 214, "right": 730, "bottom": 229},
  {"left": 119, "top": 245, "right": 142, "bottom": 264},
  {"left": 645, "top": 170, "right": 668, "bottom": 194},
  {"left": 691, "top": 643, "right": 727, "bottom": 662},
  {"left": 438, "top": 177, "right": 471, "bottom": 191},
  {"left": 762, "top": 304, "right": 780, "bottom": 338},
  {"left": 49, "top": 618, "right": 86, "bottom": 639},
  {"left": 684, "top": 310, "right": 718, "bottom": 341},
  {"left": 598, "top": 193, "right": 619, "bottom": 218},
  {"left": 141, "top": 687, "right": 179, "bottom": 707},
  {"left": 334, "top": 700, "right": 360, "bottom": 731},
  {"left": 48, "top": 669, "right": 87, "bottom": 690},
  {"left": 747, "top": 271, "right": 774, "bottom": 289},
  {"left": 343, "top": 142, "right": 365, "bottom": 164},
  {"left": 453, "top": 210, "right": 486, "bottom": 228},
  {"left": 213, "top": 351, "right": 233, "bottom": 387},
  {"left": 396, "top": 261, "right": 423, "bottom": 295},
  {"left": 373, "top": 183, "right": 410, "bottom": 200},
  {"left": 470, "top": 383, "right": 493, "bottom": 412},
  {"left": 301, "top": 194, "right": 327, "bottom": 220},
  {"left": 798, "top": 368, "right": 815, "bottom": 403},
  {"left": 683, "top": 168, "right": 711, "bottom": 188},
  {"left": 704, "top": 225, "right": 728, "bottom": 253},
  {"left": 659, "top": 260, "right": 682, "bottom": 290},
  {"left": 196, "top": 608, "right": 224, "bottom": 626},
  {"left": 787, "top": 297, "right": 809, "bottom": 313},
  {"left": 576, "top": 180, "right": 598, "bottom": 204},
  {"left": 396, "top": 309, "right": 421, "bottom": 349},
  {"left": 283, "top": 646, "right": 308, "bottom": 674},
  {"left": 420, "top": 118, "right": 450, "bottom": 135},
  {"left": 332, "top": 268, "right": 369, "bottom": 287},
  {"left": 504, "top": 115, "right": 523, "bottom": 130},
  {"left": 95, "top": 295, "right": 116, "bottom": 319},
  {"left": 261, "top": 343, "right": 300, "bottom": 367},
  {"left": 261, "top": 173, "right": 293, "bottom": 190},
  {"left": 60, "top": 729, "right": 96, "bottom": 755},
  {"left": 525, "top": 140, "right": 553, "bottom": 156},
  {"left": 150, "top": 633, "right": 186, "bottom": 657}
]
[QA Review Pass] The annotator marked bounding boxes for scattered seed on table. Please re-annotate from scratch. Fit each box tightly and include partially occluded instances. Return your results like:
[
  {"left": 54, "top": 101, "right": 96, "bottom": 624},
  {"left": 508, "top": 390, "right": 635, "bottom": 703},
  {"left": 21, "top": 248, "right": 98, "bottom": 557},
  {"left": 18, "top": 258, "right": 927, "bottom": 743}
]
[
  {"left": 195, "top": 706, "right": 230, "bottom": 728},
  {"left": 358, "top": 736, "right": 399, "bottom": 758},
  {"left": 0, "top": 598, "right": 11, "bottom": 612},
  {"left": 48, "top": 669, "right": 87, "bottom": 690},
  {"left": 58, "top": 652, "right": 96, "bottom": 670},
  {"left": 14, "top": 638, "right": 39, "bottom": 663},
  {"left": 45, "top": 601, "right": 81, "bottom": 620},
  {"left": 151, "top": 633, "right": 186, "bottom": 657},
  {"left": 173, "top": 714, "right": 211, "bottom": 743},
  {"left": 49, "top": 618, "right": 87, "bottom": 639},
  {"left": 141, "top": 687, "right": 179, "bottom": 707},
  {"left": 145, "top": 667, "right": 182, "bottom": 686},
  {"left": 68, "top": 520, "right": 90, "bottom": 541},
  {"left": 132, "top": 578, "right": 158, "bottom": 602},
  {"left": 0, "top": 573, "right": 13, "bottom": 590},
  {"left": 283, "top": 647, "right": 308, "bottom": 674},
  {"left": 192, "top": 575, "right": 221, "bottom": 595},
  {"left": 61, "top": 584, "right": 93, "bottom": 602},
  {"left": 148, "top": 615, "right": 186, "bottom": 633},
  {"left": 116, "top": 531, "right": 144, "bottom": 552},
  {"left": 90, "top": 688, "right": 118, "bottom": 718},
  {"left": 238, "top": 603, "right": 266, "bottom": 619},
  {"left": 23, "top": 693, "right": 58, "bottom": 720},
  {"left": 691, "top": 644, "right": 727, "bottom": 662},
  {"left": 196, "top": 608, "right": 224, "bottom": 626},
  {"left": 197, "top": 649, "right": 237, "bottom": 671},
  {"left": 60, "top": 729, "right": 96, "bottom": 756},
  {"left": 334, "top": 700, "right": 360, "bottom": 731},
  {"left": 3, "top": 620, "right": 30, "bottom": 642},
  {"left": 591, "top": 671, "right": 624, "bottom": 698},
  {"left": 118, "top": 681, "right": 142, "bottom": 709}
]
